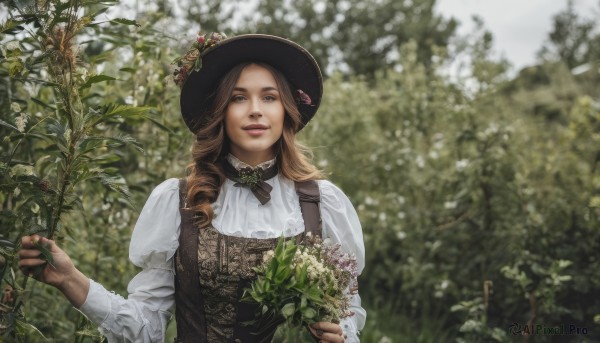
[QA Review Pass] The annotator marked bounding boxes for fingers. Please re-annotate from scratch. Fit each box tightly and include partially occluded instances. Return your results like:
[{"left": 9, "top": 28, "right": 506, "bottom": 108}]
[
  {"left": 18, "top": 235, "right": 53, "bottom": 277},
  {"left": 18, "top": 257, "right": 47, "bottom": 268},
  {"left": 21, "top": 235, "right": 53, "bottom": 249},
  {"left": 18, "top": 248, "right": 43, "bottom": 259},
  {"left": 310, "top": 322, "right": 345, "bottom": 343}
]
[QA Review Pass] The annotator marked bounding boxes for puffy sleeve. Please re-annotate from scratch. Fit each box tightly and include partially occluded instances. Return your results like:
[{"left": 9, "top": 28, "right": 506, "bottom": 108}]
[
  {"left": 318, "top": 180, "right": 366, "bottom": 342},
  {"left": 78, "top": 178, "right": 181, "bottom": 342}
]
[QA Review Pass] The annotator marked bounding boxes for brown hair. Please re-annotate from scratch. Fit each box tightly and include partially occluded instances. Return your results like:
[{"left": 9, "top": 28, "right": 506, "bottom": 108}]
[{"left": 186, "top": 62, "right": 323, "bottom": 227}]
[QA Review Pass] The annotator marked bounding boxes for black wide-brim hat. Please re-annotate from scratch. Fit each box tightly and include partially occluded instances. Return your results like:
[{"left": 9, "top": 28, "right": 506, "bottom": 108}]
[{"left": 179, "top": 34, "right": 323, "bottom": 133}]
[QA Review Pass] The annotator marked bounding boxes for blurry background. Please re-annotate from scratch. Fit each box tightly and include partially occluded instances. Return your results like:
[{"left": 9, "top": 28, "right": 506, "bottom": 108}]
[{"left": 1, "top": 0, "right": 599, "bottom": 342}]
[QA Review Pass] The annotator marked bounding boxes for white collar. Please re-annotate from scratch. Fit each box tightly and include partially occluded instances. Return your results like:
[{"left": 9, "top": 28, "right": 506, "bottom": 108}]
[{"left": 226, "top": 153, "right": 277, "bottom": 171}]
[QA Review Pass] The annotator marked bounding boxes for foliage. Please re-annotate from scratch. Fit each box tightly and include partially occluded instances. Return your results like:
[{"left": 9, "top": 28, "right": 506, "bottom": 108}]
[
  {"left": 300, "top": 21, "right": 600, "bottom": 343},
  {"left": 0, "top": 0, "right": 186, "bottom": 340},
  {"left": 0, "top": 0, "right": 599, "bottom": 342},
  {"left": 186, "top": 0, "right": 457, "bottom": 77},
  {"left": 537, "top": 0, "right": 600, "bottom": 69},
  {"left": 243, "top": 236, "right": 357, "bottom": 336}
]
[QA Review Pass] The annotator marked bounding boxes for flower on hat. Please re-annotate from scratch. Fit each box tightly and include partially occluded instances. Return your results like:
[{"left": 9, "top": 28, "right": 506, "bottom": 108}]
[
  {"left": 172, "top": 31, "right": 228, "bottom": 88},
  {"left": 296, "top": 89, "right": 312, "bottom": 106}
]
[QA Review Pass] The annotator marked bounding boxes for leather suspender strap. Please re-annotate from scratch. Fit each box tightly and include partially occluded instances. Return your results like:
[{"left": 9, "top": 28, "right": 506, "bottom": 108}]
[
  {"left": 174, "top": 178, "right": 206, "bottom": 343},
  {"left": 295, "top": 180, "right": 323, "bottom": 238}
]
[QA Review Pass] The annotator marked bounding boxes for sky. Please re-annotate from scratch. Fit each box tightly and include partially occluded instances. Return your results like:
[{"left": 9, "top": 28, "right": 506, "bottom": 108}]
[{"left": 435, "top": 0, "right": 599, "bottom": 72}]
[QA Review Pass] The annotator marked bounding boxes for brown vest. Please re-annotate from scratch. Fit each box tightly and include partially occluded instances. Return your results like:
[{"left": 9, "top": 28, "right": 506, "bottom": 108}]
[{"left": 174, "top": 178, "right": 322, "bottom": 343}]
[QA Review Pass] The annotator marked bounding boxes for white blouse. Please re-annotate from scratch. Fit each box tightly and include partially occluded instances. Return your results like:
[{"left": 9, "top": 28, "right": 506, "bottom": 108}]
[{"left": 79, "top": 165, "right": 366, "bottom": 342}]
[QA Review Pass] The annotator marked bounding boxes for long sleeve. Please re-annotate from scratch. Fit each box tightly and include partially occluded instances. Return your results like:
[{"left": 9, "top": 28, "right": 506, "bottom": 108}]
[
  {"left": 77, "top": 176, "right": 366, "bottom": 342},
  {"left": 78, "top": 178, "right": 181, "bottom": 343},
  {"left": 318, "top": 180, "right": 366, "bottom": 342}
]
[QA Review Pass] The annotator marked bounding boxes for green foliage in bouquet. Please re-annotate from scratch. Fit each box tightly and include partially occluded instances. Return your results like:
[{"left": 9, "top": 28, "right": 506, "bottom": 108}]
[{"left": 242, "top": 236, "right": 356, "bottom": 337}]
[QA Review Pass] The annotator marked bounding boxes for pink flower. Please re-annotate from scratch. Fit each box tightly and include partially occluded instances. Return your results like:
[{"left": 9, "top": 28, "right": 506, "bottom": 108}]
[
  {"left": 297, "top": 89, "right": 312, "bottom": 105},
  {"left": 197, "top": 35, "right": 205, "bottom": 44}
]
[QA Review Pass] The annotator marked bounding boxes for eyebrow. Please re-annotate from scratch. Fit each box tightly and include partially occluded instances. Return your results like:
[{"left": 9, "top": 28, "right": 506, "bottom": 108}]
[{"left": 232, "top": 86, "right": 279, "bottom": 92}]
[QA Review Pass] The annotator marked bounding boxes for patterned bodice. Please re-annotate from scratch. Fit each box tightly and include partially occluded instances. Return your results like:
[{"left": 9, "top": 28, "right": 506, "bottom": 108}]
[{"left": 196, "top": 226, "right": 296, "bottom": 341}]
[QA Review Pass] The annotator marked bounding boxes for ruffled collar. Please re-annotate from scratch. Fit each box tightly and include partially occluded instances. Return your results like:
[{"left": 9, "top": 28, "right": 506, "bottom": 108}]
[
  {"left": 226, "top": 154, "right": 276, "bottom": 171},
  {"left": 222, "top": 155, "right": 279, "bottom": 205}
]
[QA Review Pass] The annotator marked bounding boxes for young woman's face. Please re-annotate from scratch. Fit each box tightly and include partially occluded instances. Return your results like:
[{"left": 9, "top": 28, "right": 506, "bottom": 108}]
[{"left": 225, "top": 64, "right": 285, "bottom": 165}]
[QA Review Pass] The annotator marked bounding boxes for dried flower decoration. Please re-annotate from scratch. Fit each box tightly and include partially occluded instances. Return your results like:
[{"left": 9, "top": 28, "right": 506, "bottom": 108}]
[
  {"left": 296, "top": 89, "right": 313, "bottom": 106},
  {"left": 172, "top": 32, "right": 228, "bottom": 88},
  {"left": 235, "top": 167, "right": 265, "bottom": 190}
]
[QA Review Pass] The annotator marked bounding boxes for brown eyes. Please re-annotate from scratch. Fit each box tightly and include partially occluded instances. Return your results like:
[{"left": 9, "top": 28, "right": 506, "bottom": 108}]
[
  {"left": 230, "top": 95, "right": 278, "bottom": 103},
  {"left": 231, "top": 95, "right": 246, "bottom": 103}
]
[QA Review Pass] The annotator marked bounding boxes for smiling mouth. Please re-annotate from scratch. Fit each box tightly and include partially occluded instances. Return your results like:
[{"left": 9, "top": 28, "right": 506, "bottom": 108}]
[
  {"left": 243, "top": 124, "right": 269, "bottom": 130},
  {"left": 243, "top": 125, "right": 269, "bottom": 136}
]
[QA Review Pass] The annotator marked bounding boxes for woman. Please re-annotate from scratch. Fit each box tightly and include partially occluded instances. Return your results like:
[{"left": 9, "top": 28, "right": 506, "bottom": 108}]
[{"left": 19, "top": 33, "right": 365, "bottom": 342}]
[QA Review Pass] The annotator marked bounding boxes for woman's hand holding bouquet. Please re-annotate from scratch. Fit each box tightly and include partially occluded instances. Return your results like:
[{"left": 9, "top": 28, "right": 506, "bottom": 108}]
[{"left": 242, "top": 234, "right": 358, "bottom": 342}]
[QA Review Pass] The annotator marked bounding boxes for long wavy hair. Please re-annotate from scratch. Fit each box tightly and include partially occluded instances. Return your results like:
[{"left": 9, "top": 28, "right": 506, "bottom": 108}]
[{"left": 186, "top": 61, "right": 323, "bottom": 228}]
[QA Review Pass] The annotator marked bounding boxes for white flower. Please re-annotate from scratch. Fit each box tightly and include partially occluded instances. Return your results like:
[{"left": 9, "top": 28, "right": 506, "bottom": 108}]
[
  {"left": 15, "top": 112, "right": 29, "bottom": 132},
  {"left": 416, "top": 155, "right": 425, "bottom": 168},
  {"left": 10, "top": 102, "right": 21, "bottom": 113},
  {"left": 263, "top": 250, "right": 275, "bottom": 262},
  {"left": 397, "top": 211, "right": 405, "bottom": 219},
  {"left": 396, "top": 231, "right": 406, "bottom": 240},
  {"left": 11, "top": 164, "right": 34, "bottom": 176},
  {"left": 444, "top": 201, "right": 457, "bottom": 209},
  {"left": 487, "top": 123, "right": 499, "bottom": 134},
  {"left": 456, "top": 159, "right": 469, "bottom": 171},
  {"left": 5, "top": 41, "right": 20, "bottom": 51}
]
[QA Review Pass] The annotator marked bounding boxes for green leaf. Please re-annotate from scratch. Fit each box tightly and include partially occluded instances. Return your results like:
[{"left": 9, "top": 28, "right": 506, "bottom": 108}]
[
  {"left": 0, "top": 20, "right": 25, "bottom": 35},
  {"left": 145, "top": 117, "right": 174, "bottom": 133},
  {"left": 0, "top": 119, "right": 19, "bottom": 132},
  {"left": 302, "top": 307, "right": 316, "bottom": 319},
  {"left": 31, "top": 97, "right": 56, "bottom": 110},
  {"left": 88, "top": 6, "right": 110, "bottom": 21},
  {"left": 9, "top": 60, "right": 24, "bottom": 77},
  {"left": 193, "top": 57, "right": 202, "bottom": 72},
  {"left": 33, "top": 239, "right": 54, "bottom": 266},
  {"left": 15, "top": 319, "right": 48, "bottom": 340},
  {"left": 296, "top": 263, "right": 308, "bottom": 285},
  {"left": 80, "top": 74, "right": 117, "bottom": 90},
  {"left": 281, "top": 303, "right": 295, "bottom": 318},
  {"left": 97, "top": 104, "right": 153, "bottom": 121},
  {"left": 111, "top": 18, "right": 140, "bottom": 27},
  {"left": 0, "top": 239, "right": 16, "bottom": 249},
  {"left": 274, "top": 237, "right": 285, "bottom": 257}
]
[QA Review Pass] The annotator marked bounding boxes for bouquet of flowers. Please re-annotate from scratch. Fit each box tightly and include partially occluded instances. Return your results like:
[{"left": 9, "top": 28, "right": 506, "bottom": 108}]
[{"left": 242, "top": 234, "right": 358, "bottom": 336}]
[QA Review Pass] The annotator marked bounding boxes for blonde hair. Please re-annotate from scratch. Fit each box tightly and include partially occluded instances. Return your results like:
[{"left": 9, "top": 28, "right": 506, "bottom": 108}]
[{"left": 186, "top": 62, "right": 323, "bottom": 227}]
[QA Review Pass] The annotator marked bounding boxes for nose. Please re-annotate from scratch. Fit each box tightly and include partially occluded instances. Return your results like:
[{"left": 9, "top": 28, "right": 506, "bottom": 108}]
[{"left": 249, "top": 98, "right": 262, "bottom": 118}]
